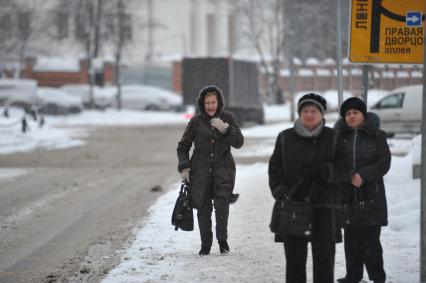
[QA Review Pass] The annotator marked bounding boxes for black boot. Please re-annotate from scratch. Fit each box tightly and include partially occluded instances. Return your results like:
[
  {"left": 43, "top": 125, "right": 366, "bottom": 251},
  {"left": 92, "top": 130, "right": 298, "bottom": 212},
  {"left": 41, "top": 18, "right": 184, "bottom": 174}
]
[
  {"left": 199, "top": 246, "right": 211, "bottom": 256},
  {"left": 229, "top": 193, "right": 239, "bottom": 204},
  {"left": 218, "top": 241, "right": 229, "bottom": 254}
]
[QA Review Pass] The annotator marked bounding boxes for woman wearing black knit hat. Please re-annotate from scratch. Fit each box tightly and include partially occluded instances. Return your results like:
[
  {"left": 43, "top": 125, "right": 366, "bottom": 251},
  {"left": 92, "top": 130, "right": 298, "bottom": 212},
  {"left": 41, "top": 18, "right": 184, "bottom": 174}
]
[
  {"left": 269, "top": 93, "right": 341, "bottom": 283},
  {"left": 334, "top": 97, "right": 391, "bottom": 283}
]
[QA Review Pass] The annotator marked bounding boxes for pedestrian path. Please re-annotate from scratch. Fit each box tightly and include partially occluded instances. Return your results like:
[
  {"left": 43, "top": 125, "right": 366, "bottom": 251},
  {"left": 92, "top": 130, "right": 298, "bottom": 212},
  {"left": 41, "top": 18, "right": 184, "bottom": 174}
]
[{"left": 102, "top": 162, "right": 418, "bottom": 283}]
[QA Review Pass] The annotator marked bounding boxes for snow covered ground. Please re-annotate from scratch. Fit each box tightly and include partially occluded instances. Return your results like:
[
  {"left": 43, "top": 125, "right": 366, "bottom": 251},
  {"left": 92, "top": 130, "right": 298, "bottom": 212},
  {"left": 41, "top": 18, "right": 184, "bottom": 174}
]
[
  {"left": 102, "top": 148, "right": 420, "bottom": 283},
  {"left": 0, "top": 104, "right": 422, "bottom": 282}
]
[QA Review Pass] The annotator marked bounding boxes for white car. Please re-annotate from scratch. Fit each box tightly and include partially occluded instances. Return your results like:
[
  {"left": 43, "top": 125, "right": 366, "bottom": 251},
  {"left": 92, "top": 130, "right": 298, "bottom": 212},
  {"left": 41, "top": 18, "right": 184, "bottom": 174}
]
[
  {"left": 118, "top": 85, "right": 182, "bottom": 111},
  {"left": 370, "top": 84, "right": 422, "bottom": 136},
  {"left": 60, "top": 84, "right": 114, "bottom": 109},
  {"left": 0, "top": 79, "right": 38, "bottom": 110},
  {"left": 37, "top": 87, "right": 83, "bottom": 114}
]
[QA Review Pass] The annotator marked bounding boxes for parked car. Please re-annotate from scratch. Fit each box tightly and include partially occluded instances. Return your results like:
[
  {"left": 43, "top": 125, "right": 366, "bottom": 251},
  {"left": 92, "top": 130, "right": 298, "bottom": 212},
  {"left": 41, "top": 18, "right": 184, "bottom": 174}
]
[
  {"left": 370, "top": 84, "right": 422, "bottom": 136},
  {"left": 37, "top": 87, "right": 83, "bottom": 115},
  {"left": 60, "top": 84, "right": 114, "bottom": 109},
  {"left": 366, "top": 89, "right": 389, "bottom": 109},
  {"left": 0, "top": 79, "right": 38, "bottom": 110},
  {"left": 117, "top": 84, "right": 182, "bottom": 111}
]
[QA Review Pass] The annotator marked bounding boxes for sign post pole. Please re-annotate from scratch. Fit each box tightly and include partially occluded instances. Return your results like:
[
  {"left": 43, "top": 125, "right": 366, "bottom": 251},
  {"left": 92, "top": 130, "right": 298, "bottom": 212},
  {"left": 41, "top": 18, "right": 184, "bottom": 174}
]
[
  {"left": 361, "top": 65, "right": 369, "bottom": 104},
  {"left": 421, "top": 21, "right": 426, "bottom": 283},
  {"left": 336, "top": 0, "right": 343, "bottom": 107},
  {"left": 348, "top": 1, "right": 426, "bottom": 280}
]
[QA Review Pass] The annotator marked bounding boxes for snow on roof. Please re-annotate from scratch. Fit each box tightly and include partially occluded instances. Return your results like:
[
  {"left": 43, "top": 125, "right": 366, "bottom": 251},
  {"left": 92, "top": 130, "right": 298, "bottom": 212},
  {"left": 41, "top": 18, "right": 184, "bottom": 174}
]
[
  {"left": 280, "top": 69, "right": 290, "bottom": 76},
  {"left": 388, "top": 64, "right": 401, "bottom": 69},
  {"left": 382, "top": 71, "right": 395, "bottom": 78},
  {"left": 292, "top": 57, "right": 302, "bottom": 65},
  {"left": 33, "top": 57, "right": 80, "bottom": 72},
  {"left": 305, "top": 57, "right": 320, "bottom": 66},
  {"left": 350, "top": 68, "right": 362, "bottom": 76},
  {"left": 259, "top": 66, "right": 274, "bottom": 74},
  {"left": 316, "top": 68, "right": 331, "bottom": 76},
  {"left": 396, "top": 71, "right": 409, "bottom": 78},
  {"left": 298, "top": 68, "right": 314, "bottom": 76},
  {"left": 411, "top": 71, "right": 423, "bottom": 78},
  {"left": 322, "top": 58, "right": 335, "bottom": 65}
]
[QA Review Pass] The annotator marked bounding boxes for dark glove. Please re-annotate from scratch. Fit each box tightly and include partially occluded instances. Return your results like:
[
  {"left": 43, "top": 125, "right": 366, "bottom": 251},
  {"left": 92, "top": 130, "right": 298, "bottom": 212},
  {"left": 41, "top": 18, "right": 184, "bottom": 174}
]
[{"left": 273, "top": 189, "right": 289, "bottom": 200}]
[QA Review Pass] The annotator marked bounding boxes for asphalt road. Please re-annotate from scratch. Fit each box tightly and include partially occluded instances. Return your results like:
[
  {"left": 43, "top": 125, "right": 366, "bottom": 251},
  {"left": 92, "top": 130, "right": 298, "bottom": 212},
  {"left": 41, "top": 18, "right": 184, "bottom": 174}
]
[
  {"left": 0, "top": 123, "right": 270, "bottom": 283},
  {"left": 0, "top": 125, "right": 186, "bottom": 283}
]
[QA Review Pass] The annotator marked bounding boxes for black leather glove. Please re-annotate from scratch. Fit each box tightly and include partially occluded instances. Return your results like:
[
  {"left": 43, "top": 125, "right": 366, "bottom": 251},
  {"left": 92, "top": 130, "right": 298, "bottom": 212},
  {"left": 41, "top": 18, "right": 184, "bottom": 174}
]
[{"left": 273, "top": 189, "right": 290, "bottom": 200}]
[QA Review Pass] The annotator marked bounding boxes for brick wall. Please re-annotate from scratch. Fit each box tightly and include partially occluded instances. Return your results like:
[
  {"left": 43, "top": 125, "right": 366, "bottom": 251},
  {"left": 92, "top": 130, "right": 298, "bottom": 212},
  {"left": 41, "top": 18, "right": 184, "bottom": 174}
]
[{"left": 22, "top": 58, "right": 115, "bottom": 87}]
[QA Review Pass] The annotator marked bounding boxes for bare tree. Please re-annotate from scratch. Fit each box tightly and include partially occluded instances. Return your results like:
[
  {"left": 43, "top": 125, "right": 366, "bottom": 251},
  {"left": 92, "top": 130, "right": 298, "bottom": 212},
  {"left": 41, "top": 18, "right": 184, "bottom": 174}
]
[
  {"left": 232, "top": 0, "right": 287, "bottom": 104},
  {"left": 105, "top": 0, "right": 134, "bottom": 110},
  {"left": 283, "top": 0, "right": 349, "bottom": 60},
  {"left": 0, "top": 0, "right": 51, "bottom": 78}
]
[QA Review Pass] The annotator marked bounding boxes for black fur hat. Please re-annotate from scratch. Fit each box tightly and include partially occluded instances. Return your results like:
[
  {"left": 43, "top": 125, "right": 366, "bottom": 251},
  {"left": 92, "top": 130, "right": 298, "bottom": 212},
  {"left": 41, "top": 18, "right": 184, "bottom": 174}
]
[{"left": 340, "top": 97, "right": 367, "bottom": 118}]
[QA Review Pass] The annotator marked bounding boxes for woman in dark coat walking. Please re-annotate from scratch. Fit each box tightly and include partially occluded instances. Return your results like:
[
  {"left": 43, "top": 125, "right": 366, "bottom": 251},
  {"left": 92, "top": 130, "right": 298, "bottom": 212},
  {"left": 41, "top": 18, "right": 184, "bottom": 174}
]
[
  {"left": 268, "top": 93, "right": 341, "bottom": 283},
  {"left": 177, "top": 85, "right": 244, "bottom": 256},
  {"left": 335, "top": 97, "right": 391, "bottom": 283}
]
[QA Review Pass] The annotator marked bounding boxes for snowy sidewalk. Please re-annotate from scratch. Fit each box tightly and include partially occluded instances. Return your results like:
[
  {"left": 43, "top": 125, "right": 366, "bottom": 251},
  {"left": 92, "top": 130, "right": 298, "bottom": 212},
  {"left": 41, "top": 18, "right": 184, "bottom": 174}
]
[
  {"left": 102, "top": 163, "right": 286, "bottom": 282},
  {"left": 103, "top": 152, "right": 420, "bottom": 283}
]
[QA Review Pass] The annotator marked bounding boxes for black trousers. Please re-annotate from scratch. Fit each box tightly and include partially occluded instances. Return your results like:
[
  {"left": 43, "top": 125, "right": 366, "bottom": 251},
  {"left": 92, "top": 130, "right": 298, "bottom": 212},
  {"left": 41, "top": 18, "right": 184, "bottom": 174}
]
[
  {"left": 343, "top": 225, "right": 386, "bottom": 282},
  {"left": 284, "top": 236, "right": 335, "bottom": 283},
  {"left": 196, "top": 179, "right": 230, "bottom": 248}
]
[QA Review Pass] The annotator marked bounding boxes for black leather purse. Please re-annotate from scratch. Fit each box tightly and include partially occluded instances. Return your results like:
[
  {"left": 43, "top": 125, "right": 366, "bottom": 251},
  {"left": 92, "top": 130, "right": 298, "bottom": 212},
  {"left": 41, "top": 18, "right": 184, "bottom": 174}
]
[
  {"left": 171, "top": 182, "right": 194, "bottom": 231},
  {"left": 270, "top": 179, "right": 313, "bottom": 238},
  {"left": 338, "top": 187, "right": 378, "bottom": 230}
]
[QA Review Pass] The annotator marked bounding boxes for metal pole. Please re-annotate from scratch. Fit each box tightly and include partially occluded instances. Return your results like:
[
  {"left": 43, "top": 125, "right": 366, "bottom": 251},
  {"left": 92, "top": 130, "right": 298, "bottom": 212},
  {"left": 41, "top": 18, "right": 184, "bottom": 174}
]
[
  {"left": 362, "top": 65, "right": 369, "bottom": 105},
  {"left": 289, "top": 56, "right": 296, "bottom": 122},
  {"left": 420, "top": 20, "right": 426, "bottom": 283},
  {"left": 336, "top": 0, "right": 343, "bottom": 107}
]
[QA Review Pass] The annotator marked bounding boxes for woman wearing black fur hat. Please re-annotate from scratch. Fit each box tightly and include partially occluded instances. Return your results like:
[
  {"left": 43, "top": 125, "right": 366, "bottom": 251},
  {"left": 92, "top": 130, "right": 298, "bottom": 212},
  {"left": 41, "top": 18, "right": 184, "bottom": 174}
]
[
  {"left": 335, "top": 97, "right": 391, "bottom": 283},
  {"left": 269, "top": 93, "right": 341, "bottom": 283},
  {"left": 177, "top": 85, "right": 244, "bottom": 256}
]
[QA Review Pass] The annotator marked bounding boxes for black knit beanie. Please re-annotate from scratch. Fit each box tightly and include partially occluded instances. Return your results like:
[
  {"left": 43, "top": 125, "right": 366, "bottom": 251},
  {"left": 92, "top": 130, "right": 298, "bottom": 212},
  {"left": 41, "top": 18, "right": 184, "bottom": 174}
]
[
  {"left": 340, "top": 97, "right": 367, "bottom": 118},
  {"left": 297, "top": 93, "right": 327, "bottom": 114}
]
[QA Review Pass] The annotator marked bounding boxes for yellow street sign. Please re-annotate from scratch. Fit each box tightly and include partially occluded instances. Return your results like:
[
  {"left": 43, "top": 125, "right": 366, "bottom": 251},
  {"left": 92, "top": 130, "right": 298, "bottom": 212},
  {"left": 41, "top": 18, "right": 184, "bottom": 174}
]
[{"left": 349, "top": 0, "right": 426, "bottom": 64}]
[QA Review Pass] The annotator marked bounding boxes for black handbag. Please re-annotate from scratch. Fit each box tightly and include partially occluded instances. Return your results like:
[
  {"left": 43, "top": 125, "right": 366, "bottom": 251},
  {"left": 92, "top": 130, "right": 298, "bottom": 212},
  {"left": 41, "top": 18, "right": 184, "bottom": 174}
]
[
  {"left": 339, "top": 187, "right": 378, "bottom": 230},
  {"left": 270, "top": 179, "right": 313, "bottom": 238},
  {"left": 171, "top": 182, "right": 194, "bottom": 231}
]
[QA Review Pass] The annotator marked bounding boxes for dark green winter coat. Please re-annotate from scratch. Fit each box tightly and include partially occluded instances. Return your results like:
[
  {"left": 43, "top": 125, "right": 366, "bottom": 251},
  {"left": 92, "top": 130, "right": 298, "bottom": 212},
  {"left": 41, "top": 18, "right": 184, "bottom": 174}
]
[
  {"left": 268, "top": 120, "right": 341, "bottom": 243},
  {"left": 177, "top": 86, "right": 244, "bottom": 209},
  {"left": 334, "top": 112, "right": 391, "bottom": 228}
]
